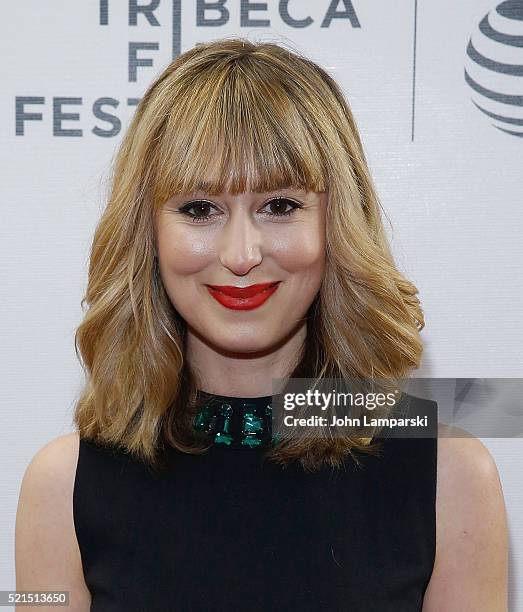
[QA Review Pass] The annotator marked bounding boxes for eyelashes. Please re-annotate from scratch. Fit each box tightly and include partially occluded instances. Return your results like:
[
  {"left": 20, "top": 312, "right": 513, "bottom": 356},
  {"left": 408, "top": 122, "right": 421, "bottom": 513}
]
[{"left": 177, "top": 196, "right": 302, "bottom": 224}]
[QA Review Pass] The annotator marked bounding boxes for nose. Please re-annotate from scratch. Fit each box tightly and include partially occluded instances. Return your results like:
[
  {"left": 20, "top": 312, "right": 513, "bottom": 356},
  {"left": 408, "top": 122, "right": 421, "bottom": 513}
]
[{"left": 218, "top": 209, "right": 263, "bottom": 276}]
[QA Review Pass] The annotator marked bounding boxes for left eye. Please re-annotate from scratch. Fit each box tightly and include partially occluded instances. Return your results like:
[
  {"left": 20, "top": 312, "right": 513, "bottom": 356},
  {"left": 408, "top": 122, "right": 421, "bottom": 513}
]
[
  {"left": 261, "top": 197, "right": 302, "bottom": 217},
  {"left": 178, "top": 197, "right": 302, "bottom": 223}
]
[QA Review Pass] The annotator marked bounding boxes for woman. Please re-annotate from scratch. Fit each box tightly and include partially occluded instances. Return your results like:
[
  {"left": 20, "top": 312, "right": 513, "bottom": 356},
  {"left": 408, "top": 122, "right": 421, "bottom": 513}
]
[{"left": 15, "top": 38, "right": 508, "bottom": 611}]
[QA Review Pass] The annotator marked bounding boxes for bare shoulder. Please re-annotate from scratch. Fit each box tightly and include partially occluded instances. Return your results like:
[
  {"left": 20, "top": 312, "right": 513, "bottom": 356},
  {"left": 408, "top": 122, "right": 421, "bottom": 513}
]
[
  {"left": 15, "top": 432, "right": 91, "bottom": 611},
  {"left": 23, "top": 432, "right": 80, "bottom": 478},
  {"left": 422, "top": 423, "right": 508, "bottom": 611},
  {"left": 17, "top": 433, "right": 80, "bottom": 509},
  {"left": 436, "top": 422, "right": 502, "bottom": 487}
]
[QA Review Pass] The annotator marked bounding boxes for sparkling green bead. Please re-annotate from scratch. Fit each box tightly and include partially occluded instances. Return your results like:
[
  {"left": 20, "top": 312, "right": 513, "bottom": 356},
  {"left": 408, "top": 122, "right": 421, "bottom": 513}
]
[
  {"left": 193, "top": 397, "right": 273, "bottom": 449},
  {"left": 242, "top": 412, "right": 263, "bottom": 434},
  {"left": 241, "top": 436, "right": 262, "bottom": 447},
  {"left": 214, "top": 431, "right": 233, "bottom": 446},
  {"left": 194, "top": 406, "right": 215, "bottom": 433}
]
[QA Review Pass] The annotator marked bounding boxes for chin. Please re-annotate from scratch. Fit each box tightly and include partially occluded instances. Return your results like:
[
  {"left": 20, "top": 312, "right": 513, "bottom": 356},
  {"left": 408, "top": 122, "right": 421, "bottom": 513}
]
[{"left": 207, "top": 327, "right": 278, "bottom": 356}]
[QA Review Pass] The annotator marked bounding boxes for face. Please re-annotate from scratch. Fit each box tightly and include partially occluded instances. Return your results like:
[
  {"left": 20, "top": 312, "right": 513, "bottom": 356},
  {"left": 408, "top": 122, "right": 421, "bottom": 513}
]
[{"left": 154, "top": 188, "right": 327, "bottom": 355}]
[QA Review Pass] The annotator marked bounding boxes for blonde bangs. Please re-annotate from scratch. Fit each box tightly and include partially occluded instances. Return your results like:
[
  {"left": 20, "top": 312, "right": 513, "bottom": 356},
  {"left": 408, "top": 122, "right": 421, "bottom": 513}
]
[{"left": 152, "top": 57, "right": 328, "bottom": 206}]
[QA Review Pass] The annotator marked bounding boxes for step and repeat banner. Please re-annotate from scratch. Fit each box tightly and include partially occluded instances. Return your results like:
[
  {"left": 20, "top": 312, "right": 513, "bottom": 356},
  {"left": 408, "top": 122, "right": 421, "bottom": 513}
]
[{"left": 2, "top": 1, "right": 522, "bottom": 608}]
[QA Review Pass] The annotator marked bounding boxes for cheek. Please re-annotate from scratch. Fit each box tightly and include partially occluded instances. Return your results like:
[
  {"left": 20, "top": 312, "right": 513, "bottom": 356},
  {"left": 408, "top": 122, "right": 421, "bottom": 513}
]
[
  {"left": 271, "top": 224, "right": 326, "bottom": 273},
  {"left": 158, "top": 226, "right": 215, "bottom": 275}
]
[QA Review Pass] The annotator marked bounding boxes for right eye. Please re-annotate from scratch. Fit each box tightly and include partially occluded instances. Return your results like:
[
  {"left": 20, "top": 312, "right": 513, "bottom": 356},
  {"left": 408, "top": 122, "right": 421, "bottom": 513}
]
[{"left": 178, "top": 200, "right": 218, "bottom": 223}]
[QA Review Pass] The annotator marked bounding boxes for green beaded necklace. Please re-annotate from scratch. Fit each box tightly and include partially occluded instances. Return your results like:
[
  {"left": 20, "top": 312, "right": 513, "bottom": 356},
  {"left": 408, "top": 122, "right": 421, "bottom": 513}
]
[{"left": 193, "top": 391, "right": 276, "bottom": 449}]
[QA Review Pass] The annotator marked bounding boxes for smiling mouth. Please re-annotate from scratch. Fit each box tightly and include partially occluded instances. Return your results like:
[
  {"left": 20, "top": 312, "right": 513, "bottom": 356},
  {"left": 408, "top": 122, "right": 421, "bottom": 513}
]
[
  {"left": 205, "top": 282, "right": 281, "bottom": 311},
  {"left": 205, "top": 282, "right": 280, "bottom": 299}
]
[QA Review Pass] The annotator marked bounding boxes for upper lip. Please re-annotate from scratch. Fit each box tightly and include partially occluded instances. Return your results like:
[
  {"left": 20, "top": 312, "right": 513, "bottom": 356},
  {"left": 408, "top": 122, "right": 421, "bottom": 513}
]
[{"left": 206, "top": 282, "right": 280, "bottom": 298}]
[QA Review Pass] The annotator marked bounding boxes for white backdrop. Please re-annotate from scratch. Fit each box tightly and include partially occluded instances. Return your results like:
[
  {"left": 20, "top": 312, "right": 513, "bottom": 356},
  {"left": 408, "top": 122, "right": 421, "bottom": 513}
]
[{"left": 1, "top": 1, "right": 522, "bottom": 608}]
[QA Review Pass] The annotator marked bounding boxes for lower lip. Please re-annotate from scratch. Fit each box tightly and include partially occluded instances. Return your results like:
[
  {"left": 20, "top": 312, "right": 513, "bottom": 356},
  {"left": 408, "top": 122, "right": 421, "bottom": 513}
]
[{"left": 206, "top": 283, "right": 281, "bottom": 310}]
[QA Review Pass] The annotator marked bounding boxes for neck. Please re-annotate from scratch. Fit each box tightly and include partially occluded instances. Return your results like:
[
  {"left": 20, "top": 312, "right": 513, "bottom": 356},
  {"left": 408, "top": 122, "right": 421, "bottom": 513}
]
[{"left": 185, "top": 320, "right": 307, "bottom": 397}]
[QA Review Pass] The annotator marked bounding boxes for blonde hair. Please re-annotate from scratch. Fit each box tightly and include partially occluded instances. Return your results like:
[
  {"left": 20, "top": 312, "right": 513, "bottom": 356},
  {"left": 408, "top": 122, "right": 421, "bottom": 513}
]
[{"left": 73, "top": 37, "right": 425, "bottom": 472}]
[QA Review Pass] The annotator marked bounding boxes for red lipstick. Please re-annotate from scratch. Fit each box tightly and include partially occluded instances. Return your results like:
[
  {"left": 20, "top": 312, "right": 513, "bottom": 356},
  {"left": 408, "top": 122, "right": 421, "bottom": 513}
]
[{"left": 206, "top": 282, "right": 280, "bottom": 310}]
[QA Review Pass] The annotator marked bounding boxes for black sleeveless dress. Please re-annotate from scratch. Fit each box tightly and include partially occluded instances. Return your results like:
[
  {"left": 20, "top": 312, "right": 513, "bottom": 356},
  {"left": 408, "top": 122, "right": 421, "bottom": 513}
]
[{"left": 73, "top": 390, "right": 438, "bottom": 611}]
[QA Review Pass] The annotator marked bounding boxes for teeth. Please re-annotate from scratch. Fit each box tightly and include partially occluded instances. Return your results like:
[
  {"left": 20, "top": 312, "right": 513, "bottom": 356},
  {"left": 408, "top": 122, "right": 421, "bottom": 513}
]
[{"left": 210, "top": 283, "right": 277, "bottom": 297}]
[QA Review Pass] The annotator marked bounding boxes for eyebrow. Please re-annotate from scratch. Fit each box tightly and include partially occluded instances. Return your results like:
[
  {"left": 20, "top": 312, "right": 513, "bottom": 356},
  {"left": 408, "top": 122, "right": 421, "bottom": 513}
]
[{"left": 176, "top": 188, "right": 304, "bottom": 198}]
